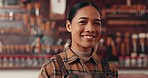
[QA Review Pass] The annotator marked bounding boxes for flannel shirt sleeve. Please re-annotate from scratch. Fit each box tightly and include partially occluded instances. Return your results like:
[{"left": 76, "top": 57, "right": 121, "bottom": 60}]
[{"left": 38, "top": 66, "right": 49, "bottom": 78}]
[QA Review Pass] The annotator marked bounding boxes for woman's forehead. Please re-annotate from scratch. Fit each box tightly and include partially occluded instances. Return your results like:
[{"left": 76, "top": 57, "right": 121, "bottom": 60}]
[{"left": 73, "top": 6, "right": 101, "bottom": 20}]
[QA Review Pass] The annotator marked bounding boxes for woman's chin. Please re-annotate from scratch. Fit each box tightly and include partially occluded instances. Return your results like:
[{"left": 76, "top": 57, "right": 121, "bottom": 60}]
[{"left": 82, "top": 43, "right": 94, "bottom": 48}]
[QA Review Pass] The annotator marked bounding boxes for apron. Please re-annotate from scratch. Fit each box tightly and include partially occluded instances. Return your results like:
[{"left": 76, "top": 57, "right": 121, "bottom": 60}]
[
  {"left": 66, "top": 73, "right": 107, "bottom": 78},
  {"left": 56, "top": 55, "right": 117, "bottom": 78}
]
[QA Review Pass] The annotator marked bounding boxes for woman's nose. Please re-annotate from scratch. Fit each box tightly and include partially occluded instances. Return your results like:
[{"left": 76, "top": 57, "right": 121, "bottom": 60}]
[{"left": 85, "top": 23, "right": 95, "bottom": 33}]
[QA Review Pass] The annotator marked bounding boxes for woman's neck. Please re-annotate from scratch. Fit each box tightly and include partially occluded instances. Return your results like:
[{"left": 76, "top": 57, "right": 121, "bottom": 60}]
[
  {"left": 71, "top": 48, "right": 92, "bottom": 59},
  {"left": 71, "top": 44, "right": 92, "bottom": 52}
]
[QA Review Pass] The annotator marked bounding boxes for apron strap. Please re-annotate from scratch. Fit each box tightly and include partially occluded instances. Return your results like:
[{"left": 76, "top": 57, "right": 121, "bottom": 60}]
[
  {"left": 56, "top": 55, "right": 68, "bottom": 77},
  {"left": 101, "top": 59, "right": 113, "bottom": 78}
]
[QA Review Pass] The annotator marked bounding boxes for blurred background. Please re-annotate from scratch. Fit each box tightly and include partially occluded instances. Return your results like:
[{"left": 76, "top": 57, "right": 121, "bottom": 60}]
[{"left": 0, "top": 0, "right": 147, "bottom": 78}]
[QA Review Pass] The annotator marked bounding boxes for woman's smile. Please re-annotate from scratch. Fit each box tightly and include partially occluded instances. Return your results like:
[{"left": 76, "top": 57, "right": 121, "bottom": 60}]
[{"left": 81, "top": 34, "right": 96, "bottom": 41}]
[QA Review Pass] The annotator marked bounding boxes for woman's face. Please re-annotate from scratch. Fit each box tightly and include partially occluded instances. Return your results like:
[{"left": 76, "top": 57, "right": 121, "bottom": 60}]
[{"left": 66, "top": 6, "right": 101, "bottom": 51}]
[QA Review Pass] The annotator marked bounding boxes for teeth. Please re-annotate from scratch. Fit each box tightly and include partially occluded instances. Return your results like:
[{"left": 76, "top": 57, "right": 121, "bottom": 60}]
[{"left": 83, "top": 36, "right": 93, "bottom": 38}]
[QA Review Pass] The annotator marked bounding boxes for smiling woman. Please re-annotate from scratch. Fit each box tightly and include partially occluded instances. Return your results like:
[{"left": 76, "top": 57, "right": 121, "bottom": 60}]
[
  {"left": 38, "top": 1, "right": 118, "bottom": 78},
  {"left": 66, "top": 5, "right": 102, "bottom": 51}
]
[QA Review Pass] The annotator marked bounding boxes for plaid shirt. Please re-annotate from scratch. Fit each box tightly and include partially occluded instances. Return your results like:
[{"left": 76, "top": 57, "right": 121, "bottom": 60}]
[{"left": 38, "top": 48, "right": 118, "bottom": 78}]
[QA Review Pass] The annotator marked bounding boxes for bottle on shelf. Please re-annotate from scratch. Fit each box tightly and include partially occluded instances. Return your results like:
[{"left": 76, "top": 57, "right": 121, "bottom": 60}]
[
  {"left": 119, "top": 56, "right": 125, "bottom": 67},
  {"left": 138, "top": 33, "right": 146, "bottom": 56},
  {"left": 0, "top": 56, "right": 2, "bottom": 67},
  {"left": 124, "top": 32, "right": 131, "bottom": 56},
  {"left": 38, "top": 56, "right": 44, "bottom": 67},
  {"left": 14, "top": 56, "right": 21, "bottom": 68},
  {"left": 143, "top": 56, "right": 148, "bottom": 67},
  {"left": 0, "top": 41, "right": 2, "bottom": 53},
  {"left": 106, "top": 34, "right": 117, "bottom": 61},
  {"left": 46, "top": 45, "right": 51, "bottom": 54},
  {"left": 125, "top": 56, "right": 131, "bottom": 67},
  {"left": 8, "top": 56, "right": 14, "bottom": 67},
  {"left": 34, "top": 2, "right": 40, "bottom": 16},
  {"left": 115, "top": 32, "right": 125, "bottom": 56},
  {"left": 45, "top": 20, "right": 51, "bottom": 34},
  {"left": 32, "top": 56, "right": 38, "bottom": 67},
  {"left": 137, "top": 56, "right": 143, "bottom": 67},
  {"left": 131, "top": 56, "right": 137, "bottom": 67},
  {"left": 20, "top": 56, "right": 26, "bottom": 67},
  {"left": 146, "top": 33, "right": 148, "bottom": 54},
  {"left": 26, "top": 56, "right": 33, "bottom": 67},
  {"left": 131, "top": 34, "right": 138, "bottom": 57},
  {"left": 126, "top": 0, "right": 131, "bottom": 6},
  {"left": 3, "top": 56, "right": 9, "bottom": 67}
]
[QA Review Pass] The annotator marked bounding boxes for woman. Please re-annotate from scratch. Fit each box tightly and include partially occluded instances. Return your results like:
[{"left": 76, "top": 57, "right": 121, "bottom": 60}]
[{"left": 38, "top": 1, "right": 118, "bottom": 78}]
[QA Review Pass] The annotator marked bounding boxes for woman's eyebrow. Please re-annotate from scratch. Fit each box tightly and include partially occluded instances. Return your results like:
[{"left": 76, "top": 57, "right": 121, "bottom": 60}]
[
  {"left": 78, "top": 17, "right": 88, "bottom": 20},
  {"left": 78, "top": 17, "right": 101, "bottom": 21},
  {"left": 95, "top": 19, "right": 101, "bottom": 21}
]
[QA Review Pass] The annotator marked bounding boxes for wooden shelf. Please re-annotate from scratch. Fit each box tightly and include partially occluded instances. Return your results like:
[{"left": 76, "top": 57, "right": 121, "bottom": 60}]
[
  {"left": 118, "top": 67, "right": 148, "bottom": 70},
  {"left": 0, "top": 67, "right": 40, "bottom": 70}
]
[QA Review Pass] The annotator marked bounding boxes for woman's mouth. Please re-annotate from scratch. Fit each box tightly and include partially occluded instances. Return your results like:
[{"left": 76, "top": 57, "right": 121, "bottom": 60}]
[
  {"left": 81, "top": 35, "right": 96, "bottom": 40},
  {"left": 83, "top": 35, "right": 94, "bottom": 38}
]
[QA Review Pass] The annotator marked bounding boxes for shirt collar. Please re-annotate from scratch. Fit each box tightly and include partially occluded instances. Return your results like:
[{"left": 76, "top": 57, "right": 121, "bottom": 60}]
[{"left": 65, "top": 48, "right": 101, "bottom": 64}]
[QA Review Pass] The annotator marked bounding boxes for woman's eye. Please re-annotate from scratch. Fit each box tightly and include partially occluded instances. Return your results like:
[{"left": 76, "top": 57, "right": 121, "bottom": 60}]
[
  {"left": 79, "top": 21, "right": 87, "bottom": 24},
  {"left": 94, "top": 22, "right": 101, "bottom": 26}
]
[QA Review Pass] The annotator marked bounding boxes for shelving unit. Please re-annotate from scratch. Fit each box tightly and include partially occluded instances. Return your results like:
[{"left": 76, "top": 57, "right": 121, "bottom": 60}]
[
  {"left": 101, "top": 3, "right": 148, "bottom": 70},
  {"left": 0, "top": 0, "right": 65, "bottom": 69}
]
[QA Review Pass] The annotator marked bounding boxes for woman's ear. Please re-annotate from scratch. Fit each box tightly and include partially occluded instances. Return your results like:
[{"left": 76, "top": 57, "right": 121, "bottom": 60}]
[{"left": 66, "top": 20, "right": 71, "bottom": 32}]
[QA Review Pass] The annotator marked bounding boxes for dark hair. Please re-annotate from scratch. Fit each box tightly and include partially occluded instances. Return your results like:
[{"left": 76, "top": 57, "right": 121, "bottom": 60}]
[{"left": 67, "top": 1, "right": 101, "bottom": 23}]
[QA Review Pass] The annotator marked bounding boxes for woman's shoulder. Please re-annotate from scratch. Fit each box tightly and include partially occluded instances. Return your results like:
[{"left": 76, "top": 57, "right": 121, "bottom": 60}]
[
  {"left": 43, "top": 52, "right": 65, "bottom": 66},
  {"left": 39, "top": 53, "right": 65, "bottom": 77}
]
